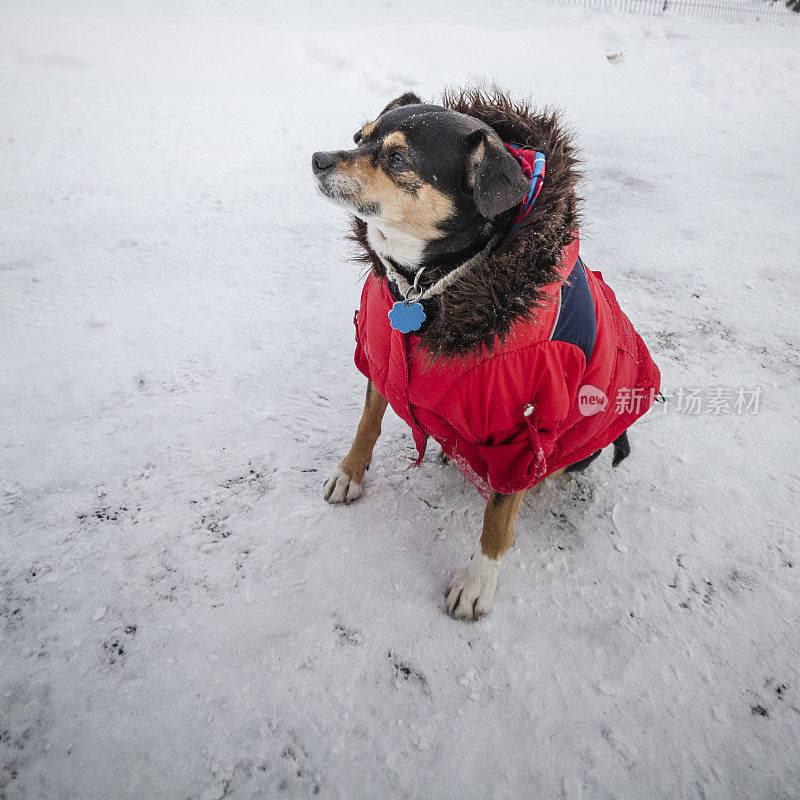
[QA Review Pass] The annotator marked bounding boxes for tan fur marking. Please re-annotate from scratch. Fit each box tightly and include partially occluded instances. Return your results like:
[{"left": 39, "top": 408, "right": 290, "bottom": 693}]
[
  {"left": 381, "top": 130, "right": 408, "bottom": 150},
  {"left": 337, "top": 380, "right": 388, "bottom": 485},
  {"left": 361, "top": 120, "right": 377, "bottom": 140},
  {"left": 336, "top": 155, "right": 454, "bottom": 241},
  {"left": 480, "top": 490, "right": 527, "bottom": 560}
]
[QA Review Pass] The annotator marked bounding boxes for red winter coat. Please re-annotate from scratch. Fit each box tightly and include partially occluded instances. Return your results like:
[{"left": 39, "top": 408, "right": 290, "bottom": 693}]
[{"left": 352, "top": 235, "right": 661, "bottom": 498}]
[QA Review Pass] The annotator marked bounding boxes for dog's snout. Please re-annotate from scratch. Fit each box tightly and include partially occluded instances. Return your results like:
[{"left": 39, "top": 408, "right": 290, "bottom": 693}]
[{"left": 312, "top": 151, "right": 336, "bottom": 173}]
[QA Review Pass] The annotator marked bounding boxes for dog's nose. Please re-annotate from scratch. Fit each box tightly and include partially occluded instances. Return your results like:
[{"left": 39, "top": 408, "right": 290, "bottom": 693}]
[{"left": 312, "top": 151, "right": 336, "bottom": 173}]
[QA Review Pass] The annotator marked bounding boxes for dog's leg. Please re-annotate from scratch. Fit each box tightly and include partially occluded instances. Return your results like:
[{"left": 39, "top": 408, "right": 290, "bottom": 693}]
[
  {"left": 445, "top": 489, "right": 527, "bottom": 620},
  {"left": 324, "top": 380, "right": 388, "bottom": 504}
]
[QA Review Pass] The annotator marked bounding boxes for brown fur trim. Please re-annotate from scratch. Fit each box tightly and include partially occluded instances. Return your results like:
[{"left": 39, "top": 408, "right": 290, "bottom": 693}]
[{"left": 348, "top": 86, "right": 582, "bottom": 360}]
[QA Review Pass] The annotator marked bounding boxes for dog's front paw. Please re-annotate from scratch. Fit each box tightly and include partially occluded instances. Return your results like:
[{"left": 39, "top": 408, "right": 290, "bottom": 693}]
[
  {"left": 323, "top": 466, "right": 363, "bottom": 505},
  {"left": 445, "top": 549, "right": 500, "bottom": 621}
]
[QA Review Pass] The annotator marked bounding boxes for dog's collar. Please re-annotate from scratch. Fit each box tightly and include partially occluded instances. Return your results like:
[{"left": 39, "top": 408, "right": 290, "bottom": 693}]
[
  {"left": 378, "top": 234, "right": 500, "bottom": 306},
  {"left": 504, "top": 143, "right": 546, "bottom": 237}
]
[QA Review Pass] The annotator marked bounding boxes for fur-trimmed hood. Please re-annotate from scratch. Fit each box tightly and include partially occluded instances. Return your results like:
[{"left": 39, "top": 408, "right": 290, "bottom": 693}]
[{"left": 348, "top": 87, "right": 581, "bottom": 360}]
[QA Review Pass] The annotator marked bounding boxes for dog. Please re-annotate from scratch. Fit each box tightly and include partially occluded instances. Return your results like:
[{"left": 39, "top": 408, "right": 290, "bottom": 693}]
[{"left": 312, "top": 88, "right": 660, "bottom": 620}]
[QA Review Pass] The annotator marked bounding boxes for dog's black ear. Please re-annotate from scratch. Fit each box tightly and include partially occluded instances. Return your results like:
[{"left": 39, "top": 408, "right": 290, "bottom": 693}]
[
  {"left": 378, "top": 91, "right": 422, "bottom": 116},
  {"left": 466, "top": 129, "right": 529, "bottom": 218}
]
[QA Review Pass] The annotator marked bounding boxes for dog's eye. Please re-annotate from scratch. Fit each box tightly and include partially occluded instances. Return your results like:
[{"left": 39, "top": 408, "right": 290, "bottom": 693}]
[{"left": 390, "top": 153, "right": 406, "bottom": 169}]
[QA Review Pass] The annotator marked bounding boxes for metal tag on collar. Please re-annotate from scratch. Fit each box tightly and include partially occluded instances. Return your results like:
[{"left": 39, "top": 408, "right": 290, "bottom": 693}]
[
  {"left": 388, "top": 268, "right": 427, "bottom": 333},
  {"left": 388, "top": 299, "right": 426, "bottom": 333}
]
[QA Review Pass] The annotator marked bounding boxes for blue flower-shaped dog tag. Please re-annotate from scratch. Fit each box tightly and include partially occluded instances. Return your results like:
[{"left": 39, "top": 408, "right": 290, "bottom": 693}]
[{"left": 388, "top": 300, "right": 426, "bottom": 333}]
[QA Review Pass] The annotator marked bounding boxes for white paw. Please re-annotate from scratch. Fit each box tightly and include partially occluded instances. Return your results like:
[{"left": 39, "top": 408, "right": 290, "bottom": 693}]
[
  {"left": 445, "top": 549, "right": 501, "bottom": 620},
  {"left": 323, "top": 466, "right": 363, "bottom": 505}
]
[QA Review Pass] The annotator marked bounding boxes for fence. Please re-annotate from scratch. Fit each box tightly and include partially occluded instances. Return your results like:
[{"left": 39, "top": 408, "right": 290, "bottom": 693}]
[{"left": 556, "top": 0, "right": 800, "bottom": 24}]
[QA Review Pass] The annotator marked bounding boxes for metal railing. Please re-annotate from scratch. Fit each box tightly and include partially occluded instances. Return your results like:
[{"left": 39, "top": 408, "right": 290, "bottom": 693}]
[{"left": 557, "top": 0, "right": 800, "bottom": 24}]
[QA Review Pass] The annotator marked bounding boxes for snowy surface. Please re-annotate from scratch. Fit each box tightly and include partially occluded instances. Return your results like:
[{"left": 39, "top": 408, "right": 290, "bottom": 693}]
[{"left": 1, "top": 2, "right": 799, "bottom": 798}]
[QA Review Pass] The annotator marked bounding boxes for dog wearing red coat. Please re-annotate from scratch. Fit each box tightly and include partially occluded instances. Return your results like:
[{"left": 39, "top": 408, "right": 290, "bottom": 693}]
[{"left": 312, "top": 88, "right": 660, "bottom": 620}]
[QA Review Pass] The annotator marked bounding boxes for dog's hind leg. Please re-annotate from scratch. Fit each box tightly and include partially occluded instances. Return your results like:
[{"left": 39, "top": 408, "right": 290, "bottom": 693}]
[
  {"left": 445, "top": 489, "right": 527, "bottom": 620},
  {"left": 324, "top": 380, "right": 388, "bottom": 505},
  {"left": 612, "top": 430, "right": 630, "bottom": 467},
  {"left": 565, "top": 449, "right": 602, "bottom": 474}
]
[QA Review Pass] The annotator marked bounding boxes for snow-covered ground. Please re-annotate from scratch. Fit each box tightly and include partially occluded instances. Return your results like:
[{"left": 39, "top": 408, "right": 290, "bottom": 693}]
[{"left": 2, "top": 2, "right": 799, "bottom": 798}]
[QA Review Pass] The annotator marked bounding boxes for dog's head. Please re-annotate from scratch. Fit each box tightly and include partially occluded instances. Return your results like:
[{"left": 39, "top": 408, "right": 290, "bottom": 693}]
[{"left": 312, "top": 92, "right": 530, "bottom": 268}]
